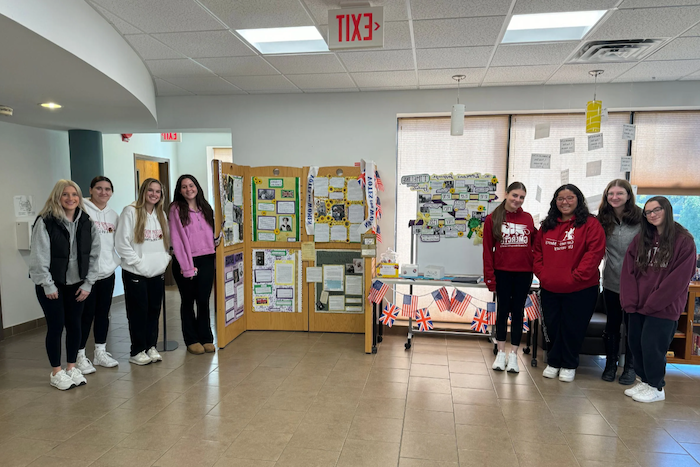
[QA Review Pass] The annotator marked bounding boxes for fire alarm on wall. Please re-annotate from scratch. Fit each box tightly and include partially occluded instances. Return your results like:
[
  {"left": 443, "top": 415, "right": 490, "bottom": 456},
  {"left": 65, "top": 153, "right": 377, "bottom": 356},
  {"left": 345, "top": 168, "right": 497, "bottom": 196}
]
[{"left": 0, "top": 105, "right": 13, "bottom": 116}]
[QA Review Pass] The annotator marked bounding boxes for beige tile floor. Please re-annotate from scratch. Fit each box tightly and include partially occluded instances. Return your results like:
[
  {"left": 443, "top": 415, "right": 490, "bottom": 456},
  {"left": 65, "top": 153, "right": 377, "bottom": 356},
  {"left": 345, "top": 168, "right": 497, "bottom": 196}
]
[{"left": 2, "top": 287, "right": 700, "bottom": 466}]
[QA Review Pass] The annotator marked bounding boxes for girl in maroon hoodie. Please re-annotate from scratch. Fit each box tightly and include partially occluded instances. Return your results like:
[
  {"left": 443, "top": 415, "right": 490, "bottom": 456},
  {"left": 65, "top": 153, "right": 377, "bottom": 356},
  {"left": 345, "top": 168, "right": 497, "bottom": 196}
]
[
  {"left": 534, "top": 184, "right": 606, "bottom": 383},
  {"left": 620, "top": 196, "right": 696, "bottom": 403},
  {"left": 483, "top": 182, "right": 536, "bottom": 374}
]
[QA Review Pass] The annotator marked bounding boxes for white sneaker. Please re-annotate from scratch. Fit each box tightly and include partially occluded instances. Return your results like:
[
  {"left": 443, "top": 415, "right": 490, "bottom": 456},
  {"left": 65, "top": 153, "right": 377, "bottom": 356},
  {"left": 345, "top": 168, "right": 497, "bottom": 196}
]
[
  {"left": 66, "top": 367, "right": 87, "bottom": 386},
  {"left": 76, "top": 353, "right": 96, "bottom": 375},
  {"left": 93, "top": 349, "right": 119, "bottom": 368},
  {"left": 506, "top": 352, "right": 520, "bottom": 373},
  {"left": 50, "top": 370, "right": 76, "bottom": 391},
  {"left": 633, "top": 386, "right": 665, "bottom": 403},
  {"left": 492, "top": 351, "right": 506, "bottom": 371},
  {"left": 543, "top": 365, "right": 560, "bottom": 379},
  {"left": 624, "top": 381, "right": 649, "bottom": 397},
  {"left": 147, "top": 347, "right": 162, "bottom": 363},
  {"left": 129, "top": 351, "right": 152, "bottom": 366},
  {"left": 559, "top": 368, "right": 576, "bottom": 382}
]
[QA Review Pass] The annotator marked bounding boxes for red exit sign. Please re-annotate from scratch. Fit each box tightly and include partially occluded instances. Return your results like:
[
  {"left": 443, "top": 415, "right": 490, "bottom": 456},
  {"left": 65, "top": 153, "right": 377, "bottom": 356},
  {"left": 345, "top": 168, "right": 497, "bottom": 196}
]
[
  {"left": 328, "top": 6, "right": 383, "bottom": 50},
  {"left": 160, "top": 132, "right": 181, "bottom": 142}
]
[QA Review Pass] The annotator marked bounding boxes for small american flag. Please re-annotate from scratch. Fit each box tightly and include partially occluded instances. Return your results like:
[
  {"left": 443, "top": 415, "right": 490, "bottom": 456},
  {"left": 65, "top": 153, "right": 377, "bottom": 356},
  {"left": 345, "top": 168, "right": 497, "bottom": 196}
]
[
  {"left": 401, "top": 294, "right": 418, "bottom": 318},
  {"left": 416, "top": 308, "right": 433, "bottom": 332},
  {"left": 487, "top": 307, "right": 497, "bottom": 325},
  {"left": 375, "top": 170, "right": 385, "bottom": 191},
  {"left": 522, "top": 315, "right": 530, "bottom": 332},
  {"left": 376, "top": 197, "right": 382, "bottom": 220},
  {"left": 358, "top": 171, "right": 366, "bottom": 187},
  {"left": 450, "top": 289, "right": 472, "bottom": 317},
  {"left": 471, "top": 309, "right": 489, "bottom": 333},
  {"left": 372, "top": 225, "right": 382, "bottom": 243},
  {"left": 524, "top": 293, "right": 541, "bottom": 320},
  {"left": 368, "top": 280, "right": 389, "bottom": 304},
  {"left": 379, "top": 303, "right": 400, "bottom": 327},
  {"left": 431, "top": 287, "right": 451, "bottom": 313}
]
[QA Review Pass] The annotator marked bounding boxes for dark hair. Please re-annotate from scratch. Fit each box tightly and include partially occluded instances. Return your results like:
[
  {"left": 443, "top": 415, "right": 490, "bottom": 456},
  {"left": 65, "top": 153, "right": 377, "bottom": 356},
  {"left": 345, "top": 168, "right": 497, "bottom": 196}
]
[
  {"left": 90, "top": 175, "right": 114, "bottom": 191},
  {"left": 635, "top": 196, "right": 693, "bottom": 272},
  {"left": 597, "top": 179, "right": 642, "bottom": 236},
  {"left": 172, "top": 175, "right": 215, "bottom": 229},
  {"left": 541, "top": 184, "right": 592, "bottom": 232},
  {"left": 491, "top": 182, "right": 527, "bottom": 242}
]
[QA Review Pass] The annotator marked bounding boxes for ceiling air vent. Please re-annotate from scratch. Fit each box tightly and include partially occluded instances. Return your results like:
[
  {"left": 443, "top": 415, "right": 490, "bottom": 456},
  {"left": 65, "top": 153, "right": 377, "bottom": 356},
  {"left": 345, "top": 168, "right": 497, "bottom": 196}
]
[{"left": 569, "top": 39, "right": 667, "bottom": 63}]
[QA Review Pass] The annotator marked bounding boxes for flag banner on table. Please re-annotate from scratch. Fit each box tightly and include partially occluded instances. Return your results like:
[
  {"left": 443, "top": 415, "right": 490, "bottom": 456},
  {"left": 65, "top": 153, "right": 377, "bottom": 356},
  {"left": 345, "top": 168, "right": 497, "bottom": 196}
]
[
  {"left": 431, "top": 287, "right": 451, "bottom": 313},
  {"left": 471, "top": 308, "right": 489, "bottom": 333},
  {"left": 379, "top": 303, "right": 400, "bottom": 327},
  {"left": 368, "top": 280, "right": 389, "bottom": 304},
  {"left": 416, "top": 308, "right": 434, "bottom": 332},
  {"left": 373, "top": 225, "right": 382, "bottom": 243},
  {"left": 375, "top": 170, "right": 385, "bottom": 191},
  {"left": 401, "top": 294, "right": 418, "bottom": 318},
  {"left": 488, "top": 309, "right": 497, "bottom": 325},
  {"left": 450, "top": 289, "right": 472, "bottom": 317},
  {"left": 524, "top": 293, "right": 541, "bottom": 320},
  {"left": 487, "top": 301, "right": 497, "bottom": 324},
  {"left": 523, "top": 315, "right": 530, "bottom": 332},
  {"left": 376, "top": 197, "right": 382, "bottom": 220}
]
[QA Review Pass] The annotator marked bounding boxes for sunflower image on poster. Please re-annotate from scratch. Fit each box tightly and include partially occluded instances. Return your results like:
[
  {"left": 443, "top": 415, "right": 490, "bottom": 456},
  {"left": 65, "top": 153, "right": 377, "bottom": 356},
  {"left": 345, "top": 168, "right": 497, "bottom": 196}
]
[
  {"left": 252, "top": 176, "right": 300, "bottom": 242},
  {"left": 312, "top": 176, "right": 365, "bottom": 243}
]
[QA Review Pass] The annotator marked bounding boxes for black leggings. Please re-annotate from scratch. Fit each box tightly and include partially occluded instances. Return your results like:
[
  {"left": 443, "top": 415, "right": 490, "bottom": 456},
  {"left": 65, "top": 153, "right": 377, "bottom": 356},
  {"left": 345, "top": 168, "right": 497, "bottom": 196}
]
[
  {"left": 603, "top": 288, "right": 629, "bottom": 336},
  {"left": 494, "top": 270, "right": 533, "bottom": 346},
  {"left": 173, "top": 254, "right": 215, "bottom": 346},
  {"left": 123, "top": 270, "right": 163, "bottom": 356},
  {"left": 628, "top": 313, "right": 677, "bottom": 389},
  {"left": 80, "top": 274, "right": 116, "bottom": 348},
  {"left": 36, "top": 283, "right": 85, "bottom": 367}
]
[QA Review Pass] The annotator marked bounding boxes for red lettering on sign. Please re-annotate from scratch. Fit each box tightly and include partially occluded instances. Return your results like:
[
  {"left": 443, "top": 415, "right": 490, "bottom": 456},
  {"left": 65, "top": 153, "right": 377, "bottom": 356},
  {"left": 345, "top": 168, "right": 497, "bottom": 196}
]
[
  {"left": 337, "top": 14, "right": 344, "bottom": 42},
  {"left": 364, "top": 13, "right": 372, "bottom": 40},
  {"left": 351, "top": 14, "right": 362, "bottom": 41},
  {"left": 346, "top": 14, "right": 350, "bottom": 42}
]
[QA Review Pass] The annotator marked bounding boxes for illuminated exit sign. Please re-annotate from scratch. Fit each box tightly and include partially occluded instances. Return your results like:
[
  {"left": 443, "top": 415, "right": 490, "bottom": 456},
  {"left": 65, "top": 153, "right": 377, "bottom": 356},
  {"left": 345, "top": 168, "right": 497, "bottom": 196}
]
[
  {"left": 328, "top": 6, "right": 383, "bottom": 50},
  {"left": 161, "top": 132, "right": 181, "bottom": 142}
]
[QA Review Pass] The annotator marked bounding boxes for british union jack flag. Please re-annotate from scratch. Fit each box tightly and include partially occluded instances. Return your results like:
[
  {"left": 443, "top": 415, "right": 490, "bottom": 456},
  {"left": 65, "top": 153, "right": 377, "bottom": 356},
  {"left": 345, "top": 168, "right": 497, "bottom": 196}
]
[
  {"left": 380, "top": 303, "right": 400, "bottom": 327},
  {"left": 471, "top": 308, "right": 489, "bottom": 334},
  {"left": 416, "top": 308, "right": 433, "bottom": 332}
]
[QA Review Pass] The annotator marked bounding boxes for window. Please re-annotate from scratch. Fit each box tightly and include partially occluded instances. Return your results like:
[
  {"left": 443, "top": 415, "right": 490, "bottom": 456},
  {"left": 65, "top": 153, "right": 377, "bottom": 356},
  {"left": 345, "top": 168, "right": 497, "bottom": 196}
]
[{"left": 637, "top": 195, "right": 700, "bottom": 251}]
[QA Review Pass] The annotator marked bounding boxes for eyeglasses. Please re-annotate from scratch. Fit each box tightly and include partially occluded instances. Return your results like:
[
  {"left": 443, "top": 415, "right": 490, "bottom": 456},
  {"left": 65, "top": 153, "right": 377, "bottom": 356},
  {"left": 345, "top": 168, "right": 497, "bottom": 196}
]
[
  {"left": 556, "top": 196, "right": 576, "bottom": 203},
  {"left": 643, "top": 207, "right": 664, "bottom": 217}
]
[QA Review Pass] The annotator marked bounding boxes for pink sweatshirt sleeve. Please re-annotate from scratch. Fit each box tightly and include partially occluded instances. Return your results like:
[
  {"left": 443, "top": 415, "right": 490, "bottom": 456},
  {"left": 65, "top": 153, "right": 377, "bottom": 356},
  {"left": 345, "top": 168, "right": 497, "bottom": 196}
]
[{"left": 169, "top": 206, "right": 196, "bottom": 278}]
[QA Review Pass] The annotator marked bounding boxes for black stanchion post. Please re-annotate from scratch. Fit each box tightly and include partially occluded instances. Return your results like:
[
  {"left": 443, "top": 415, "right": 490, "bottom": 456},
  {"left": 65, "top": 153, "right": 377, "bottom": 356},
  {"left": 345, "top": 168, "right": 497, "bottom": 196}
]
[{"left": 158, "top": 280, "right": 179, "bottom": 352}]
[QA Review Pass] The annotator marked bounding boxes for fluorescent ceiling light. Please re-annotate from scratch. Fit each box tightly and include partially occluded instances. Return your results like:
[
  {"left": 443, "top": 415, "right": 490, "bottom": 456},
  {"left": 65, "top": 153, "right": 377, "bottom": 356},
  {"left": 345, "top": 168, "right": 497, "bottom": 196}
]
[
  {"left": 237, "top": 26, "right": 328, "bottom": 54},
  {"left": 40, "top": 102, "right": 62, "bottom": 109},
  {"left": 502, "top": 10, "right": 607, "bottom": 43}
]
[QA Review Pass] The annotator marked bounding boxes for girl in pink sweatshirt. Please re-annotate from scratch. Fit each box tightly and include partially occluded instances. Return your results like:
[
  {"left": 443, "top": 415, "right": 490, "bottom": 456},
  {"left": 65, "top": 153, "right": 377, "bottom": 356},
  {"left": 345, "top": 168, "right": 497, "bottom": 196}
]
[{"left": 169, "top": 175, "right": 217, "bottom": 355}]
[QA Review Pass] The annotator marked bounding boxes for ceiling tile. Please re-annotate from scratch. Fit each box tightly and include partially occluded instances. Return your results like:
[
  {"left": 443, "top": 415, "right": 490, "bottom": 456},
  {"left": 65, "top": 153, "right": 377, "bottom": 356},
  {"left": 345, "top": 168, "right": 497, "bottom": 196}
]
[
  {"left": 416, "top": 47, "right": 493, "bottom": 69},
  {"left": 411, "top": 0, "right": 512, "bottom": 20},
  {"left": 286, "top": 73, "right": 357, "bottom": 89},
  {"left": 123, "top": 35, "right": 183, "bottom": 60},
  {"left": 338, "top": 49, "right": 415, "bottom": 72},
  {"left": 680, "top": 69, "right": 700, "bottom": 80},
  {"left": 613, "top": 59, "right": 700, "bottom": 82},
  {"left": 198, "top": 0, "right": 313, "bottom": 29},
  {"left": 682, "top": 23, "right": 700, "bottom": 36},
  {"left": 225, "top": 75, "right": 300, "bottom": 92},
  {"left": 482, "top": 81, "right": 545, "bottom": 87},
  {"left": 196, "top": 57, "right": 279, "bottom": 76},
  {"left": 145, "top": 59, "right": 216, "bottom": 78},
  {"left": 265, "top": 54, "right": 346, "bottom": 74},
  {"left": 303, "top": 0, "right": 408, "bottom": 25},
  {"left": 491, "top": 42, "right": 579, "bottom": 67},
  {"left": 619, "top": 0, "right": 700, "bottom": 8},
  {"left": 154, "top": 78, "right": 193, "bottom": 96},
  {"left": 417, "top": 68, "right": 486, "bottom": 86},
  {"left": 546, "top": 63, "right": 636, "bottom": 84},
  {"left": 513, "top": 0, "right": 618, "bottom": 14},
  {"left": 350, "top": 70, "right": 418, "bottom": 87},
  {"left": 483, "top": 65, "right": 559, "bottom": 83},
  {"left": 648, "top": 37, "right": 700, "bottom": 60},
  {"left": 90, "top": 3, "right": 143, "bottom": 34},
  {"left": 586, "top": 7, "right": 700, "bottom": 41},
  {"left": 383, "top": 21, "right": 413, "bottom": 50},
  {"left": 164, "top": 77, "right": 245, "bottom": 95},
  {"left": 90, "top": 0, "right": 225, "bottom": 33},
  {"left": 413, "top": 17, "right": 507, "bottom": 48},
  {"left": 152, "top": 31, "right": 256, "bottom": 58}
]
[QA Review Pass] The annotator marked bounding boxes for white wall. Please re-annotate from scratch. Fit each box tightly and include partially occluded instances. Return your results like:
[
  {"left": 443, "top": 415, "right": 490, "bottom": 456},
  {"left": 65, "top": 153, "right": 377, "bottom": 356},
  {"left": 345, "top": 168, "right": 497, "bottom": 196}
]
[
  {"left": 175, "top": 132, "right": 232, "bottom": 202},
  {"left": 0, "top": 121, "right": 70, "bottom": 328}
]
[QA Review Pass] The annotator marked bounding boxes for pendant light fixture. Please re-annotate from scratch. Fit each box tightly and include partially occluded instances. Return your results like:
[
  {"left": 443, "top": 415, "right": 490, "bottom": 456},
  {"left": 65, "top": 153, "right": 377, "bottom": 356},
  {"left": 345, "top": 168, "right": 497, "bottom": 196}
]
[
  {"left": 451, "top": 74, "right": 466, "bottom": 136},
  {"left": 586, "top": 70, "right": 603, "bottom": 134}
]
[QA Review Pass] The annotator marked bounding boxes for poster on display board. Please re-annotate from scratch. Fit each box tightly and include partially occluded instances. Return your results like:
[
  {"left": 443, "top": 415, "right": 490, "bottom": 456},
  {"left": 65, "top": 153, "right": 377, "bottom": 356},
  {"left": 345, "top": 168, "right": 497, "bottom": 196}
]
[
  {"left": 252, "top": 176, "right": 300, "bottom": 242},
  {"left": 222, "top": 174, "right": 244, "bottom": 246},
  {"left": 252, "top": 249, "right": 301, "bottom": 312},
  {"left": 313, "top": 176, "right": 365, "bottom": 243},
  {"left": 224, "top": 252, "right": 244, "bottom": 325},
  {"left": 314, "top": 250, "right": 365, "bottom": 314}
]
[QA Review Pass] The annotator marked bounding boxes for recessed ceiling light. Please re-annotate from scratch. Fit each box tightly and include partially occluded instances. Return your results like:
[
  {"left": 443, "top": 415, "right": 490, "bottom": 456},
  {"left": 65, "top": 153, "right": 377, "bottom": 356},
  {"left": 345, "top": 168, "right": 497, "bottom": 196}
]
[
  {"left": 40, "top": 102, "right": 62, "bottom": 109},
  {"left": 236, "top": 26, "right": 328, "bottom": 54},
  {"left": 502, "top": 10, "right": 607, "bottom": 44}
]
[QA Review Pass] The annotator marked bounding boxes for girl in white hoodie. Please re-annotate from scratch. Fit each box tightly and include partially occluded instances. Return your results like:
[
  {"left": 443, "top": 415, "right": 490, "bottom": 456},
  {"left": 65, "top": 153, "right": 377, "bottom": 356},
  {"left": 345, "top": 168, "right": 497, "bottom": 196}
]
[
  {"left": 77, "top": 176, "right": 121, "bottom": 374},
  {"left": 115, "top": 178, "right": 171, "bottom": 365}
]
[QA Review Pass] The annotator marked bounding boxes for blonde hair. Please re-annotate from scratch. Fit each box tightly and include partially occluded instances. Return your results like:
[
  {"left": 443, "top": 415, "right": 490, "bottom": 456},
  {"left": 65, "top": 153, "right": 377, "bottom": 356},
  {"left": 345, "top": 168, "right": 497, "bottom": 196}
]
[
  {"left": 39, "top": 180, "right": 86, "bottom": 220},
  {"left": 132, "top": 178, "right": 170, "bottom": 249}
]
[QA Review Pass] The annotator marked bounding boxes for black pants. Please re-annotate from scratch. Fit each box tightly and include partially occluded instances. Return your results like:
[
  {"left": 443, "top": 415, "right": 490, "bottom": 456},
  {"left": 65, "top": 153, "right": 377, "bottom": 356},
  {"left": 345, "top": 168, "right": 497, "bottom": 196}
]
[
  {"left": 173, "top": 254, "right": 215, "bottom": 346},
  {"left": 122, "top": 270, "right": 163, "bottom": 356},
  {"left": 80, "top": 274, "right": 116, "bottom": 348},
  {"left": 603, "top": 288, "right": 633, "bottom": 362},
  {"left": 628, "top": 313, "right": 677, "bottom": 390},
  {"left": 541, "top": 286, "right": 598, "bottom": 369},
  {"left": 494, "top": 270, "right": 533, "bottom": 345},
  {"left": 36, "top": 283, "right": 84, "bottom": 367}
]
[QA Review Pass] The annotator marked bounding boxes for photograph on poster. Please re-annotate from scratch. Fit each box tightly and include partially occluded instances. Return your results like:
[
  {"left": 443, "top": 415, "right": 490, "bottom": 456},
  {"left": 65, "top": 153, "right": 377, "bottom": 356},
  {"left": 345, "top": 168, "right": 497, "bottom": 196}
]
[
  {"left": 280, "top": 217, "right": 292, "bottom": 231},
  {"left": 331, "top": 204, "right": 345, "bottom": 221},
  {"left": 252, "top": 249, "right": 298, "bottom": 312},
  {"left": 353, "top": 258, "right": 364, "bottom": 273},
  {"left": 345, "top": 263, "right": 354, "bottom": 274},
  {"left": 253, "top": 176, "right": 300, "bottom": 242},
  {"left": 313, "top": 175, "right": 365, "bottom": 243}
]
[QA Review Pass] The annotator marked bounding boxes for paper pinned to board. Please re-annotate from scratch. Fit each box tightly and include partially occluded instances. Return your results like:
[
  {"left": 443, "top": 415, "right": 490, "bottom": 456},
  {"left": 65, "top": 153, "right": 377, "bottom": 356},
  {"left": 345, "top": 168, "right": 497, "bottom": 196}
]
[
  {"left": 536, "top": 185, "right": 542, "bottom": 202},
  {"left": 314, "top": 177, "right": 329, "bottom": 198},
  {"left": 561, "top": 169, "right": 569, "bottom": 185},
  {"left": 314, "top": 223, "right": 330, "bottom": 242},
  {"left": 588, "top": 133, "right": 604, "bottom": 151},
  {"left": 347, "top": 181, "right": 363, "bottom": 201},
  {"left": 586, "top": 160, "right": 602, "bottom": 177},
  {"left": 530, "top": 153, "right": 551, "bottom": 169},
  {"left": 306, "top": 267, "right": 322, "bottom": 282},
  {"left": 534, "top": 123, "right": 550, "bottom": 139},
  {"left": 560, "top": 137, "right": 575, "bottom": 154},
  {"left": 622, "top": 124, "right": 636, "bottom": 141},
  {"left": 620, "top": 156, "right": 632, "bottom": 172}
]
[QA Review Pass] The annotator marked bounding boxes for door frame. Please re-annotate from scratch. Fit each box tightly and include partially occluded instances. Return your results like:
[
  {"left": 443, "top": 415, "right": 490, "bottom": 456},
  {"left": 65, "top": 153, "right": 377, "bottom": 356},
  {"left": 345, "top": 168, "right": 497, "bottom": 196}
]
[{"left": 133, "top": 153, "right": 171, "bottom": 204}]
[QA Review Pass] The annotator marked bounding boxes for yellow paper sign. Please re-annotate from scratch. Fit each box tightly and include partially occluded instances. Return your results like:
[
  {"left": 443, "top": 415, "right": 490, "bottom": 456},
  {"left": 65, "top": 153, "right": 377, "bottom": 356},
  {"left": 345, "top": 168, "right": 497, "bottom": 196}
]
[
  {"left": 301, "top": 242, "right": 316, "bottom": 261},
  {"left": 586, "top": 100, "right": 602, "bottom": 134}
]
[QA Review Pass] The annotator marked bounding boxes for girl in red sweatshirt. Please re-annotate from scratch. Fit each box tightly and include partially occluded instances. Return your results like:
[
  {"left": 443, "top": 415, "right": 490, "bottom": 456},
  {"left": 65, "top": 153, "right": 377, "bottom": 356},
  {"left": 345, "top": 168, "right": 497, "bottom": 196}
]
[
  {"left": 483, "top": 182, "right": 536, "bottom": 374},
  {"left": 620, "top": 196, "right": 696, "bottom": 403},
  {"left": 534, "top": 184, "right": 606, "bottom": 383}
]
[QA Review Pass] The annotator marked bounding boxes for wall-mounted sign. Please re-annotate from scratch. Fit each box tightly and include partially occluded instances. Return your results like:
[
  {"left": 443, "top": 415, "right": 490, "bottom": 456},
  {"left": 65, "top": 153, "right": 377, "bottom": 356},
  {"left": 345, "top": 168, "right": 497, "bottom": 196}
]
[
  {"left": 328, "top": 6, "right": 384, "bottom": 50},
  {"left": 161, "top": 132, "right": 182, "bottom": 142}
]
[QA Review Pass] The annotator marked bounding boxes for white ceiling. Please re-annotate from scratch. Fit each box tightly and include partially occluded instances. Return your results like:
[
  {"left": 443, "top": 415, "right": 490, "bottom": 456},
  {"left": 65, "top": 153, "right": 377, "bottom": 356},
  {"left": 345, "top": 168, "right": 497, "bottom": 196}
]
[{"left": 86, "top": 0, "right": 700, "bottom": 96}]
